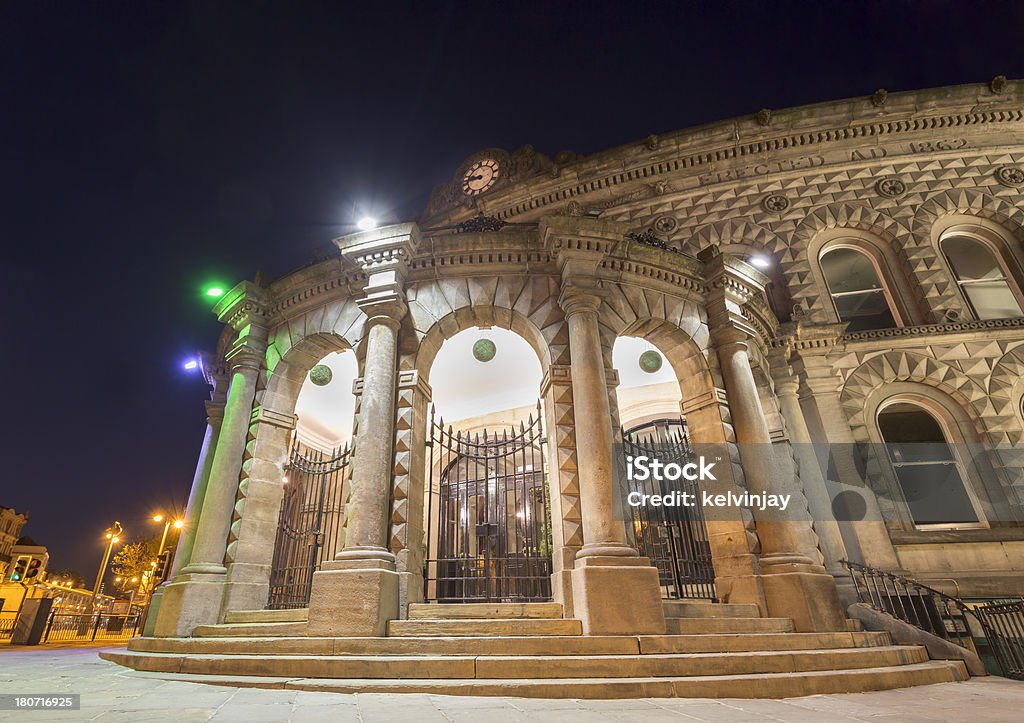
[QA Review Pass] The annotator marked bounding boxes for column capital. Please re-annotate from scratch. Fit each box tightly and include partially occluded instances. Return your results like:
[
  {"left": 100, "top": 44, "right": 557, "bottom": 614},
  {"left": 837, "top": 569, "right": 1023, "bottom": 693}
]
[
  {"left": 214, "top": 281, "right": 269, "bottom": 332},
  {"left": 333, "top": 222, "right": 420, "bottom": 270},
  {"left": 357, "top": 298, "right": 408, "bottom": 329},
  {"left": 558, "top": 283, "right": 606, "bottom": 318},
  {"left": 225, "top": 339, "right": 265, "bottom": 372},
  {"left": 336, "top": 223, "right": 419, "bottom": 318}
]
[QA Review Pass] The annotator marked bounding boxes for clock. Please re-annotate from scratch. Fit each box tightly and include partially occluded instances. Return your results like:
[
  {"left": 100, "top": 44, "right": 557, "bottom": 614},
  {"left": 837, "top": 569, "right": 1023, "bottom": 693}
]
[{"left": 461, "top": 158, "right": 500, "bottom": 196}]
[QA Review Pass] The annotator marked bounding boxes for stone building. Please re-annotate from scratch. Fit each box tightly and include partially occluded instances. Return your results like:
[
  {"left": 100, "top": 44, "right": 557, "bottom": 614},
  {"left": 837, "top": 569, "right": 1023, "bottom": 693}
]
[
  {"left": 0, "top": 506, "right": 29, "bottom": 581},
  {"left": 110, "top": 80, "right": 1024, "bottom": 696}
]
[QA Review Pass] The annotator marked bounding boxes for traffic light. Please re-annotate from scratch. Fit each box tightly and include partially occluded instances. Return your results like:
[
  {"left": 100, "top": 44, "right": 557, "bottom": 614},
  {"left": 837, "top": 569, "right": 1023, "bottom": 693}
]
[
  {"left": 25, "top": 558, "right": 42, "bottom": 580},
  {"left": 155, "top": 550, "right": 172, "bottom": 581},
  {"left": 11, "top": 556, "right": 29, "bottom": 582}
]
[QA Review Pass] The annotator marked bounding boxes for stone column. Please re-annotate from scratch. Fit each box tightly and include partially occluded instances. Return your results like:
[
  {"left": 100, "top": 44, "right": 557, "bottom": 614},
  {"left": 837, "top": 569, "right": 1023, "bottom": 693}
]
[
  {"left": 701, "top": 247, "right": 844, "bottom": 632},
  {"left": 542, "top": 215, "right": 666, "bottom": 635},
  {"left": 391, "top": 369, "right": 432, "bottom": 617},
  {"left": 154, "top": 283, "right": 268, "bottom": 637},
  {"left": 143, "top": 358, "right": 227, "bottom": 636},
  {"left": 172, "top": 358, "right": 229, "bottom": 578},
  {"left": 306, "top": 223, "right": 418, "bottom": 637},
  {"left": 799, "top": 351, "right": 903, "bottom": 572},
  {"left": 769, "top": 347, "right": 858, "bottom": 606},
  {"left": 220, "top": 405, "right": 296, "bottom": 613}
]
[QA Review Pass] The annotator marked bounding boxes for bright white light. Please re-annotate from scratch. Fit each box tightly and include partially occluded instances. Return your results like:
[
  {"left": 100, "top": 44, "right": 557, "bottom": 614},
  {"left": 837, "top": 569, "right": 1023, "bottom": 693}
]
[
  {"left": 749, "top": 255, "right": 771, "bottom": 269},
  {"left": 357, "top": 217, "right": 377, "bottom": 231},
  {"left": 184, "top": 360, "right": 199, "bottom": 370}
]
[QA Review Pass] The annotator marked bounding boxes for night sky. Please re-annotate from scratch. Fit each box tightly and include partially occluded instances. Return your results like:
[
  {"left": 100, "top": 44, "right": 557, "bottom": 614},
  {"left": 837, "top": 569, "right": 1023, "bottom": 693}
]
[{"left": 3, "top": 1, "right": 1023, "bottom": 581}]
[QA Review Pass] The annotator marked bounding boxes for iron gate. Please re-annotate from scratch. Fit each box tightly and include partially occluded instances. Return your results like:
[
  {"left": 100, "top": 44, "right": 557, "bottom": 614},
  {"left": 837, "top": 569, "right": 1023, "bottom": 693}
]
[
  {"left": 424, "top": 403, "right": 552, "bottom": 603},
  {"left": 622, "top": 418, "right": 716, "bottom": 600},
  {"left": 266, "top": 440, "right": 351, "bottom": 609}
]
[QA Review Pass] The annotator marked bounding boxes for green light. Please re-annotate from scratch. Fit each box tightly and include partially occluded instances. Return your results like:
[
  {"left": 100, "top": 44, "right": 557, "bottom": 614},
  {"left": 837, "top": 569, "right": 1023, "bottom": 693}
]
[
  {"left": 11, "top": 573, "right": 20, "bottom": 581},
  {"left": 206, "top": 287, "right": 225, "bottom": 298}
]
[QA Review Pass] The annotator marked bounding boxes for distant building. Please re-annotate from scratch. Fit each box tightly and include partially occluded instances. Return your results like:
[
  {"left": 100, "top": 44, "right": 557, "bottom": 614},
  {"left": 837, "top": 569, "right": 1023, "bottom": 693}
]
[{"left": 0, "top": 507, "right": 29, "bottom": 580}]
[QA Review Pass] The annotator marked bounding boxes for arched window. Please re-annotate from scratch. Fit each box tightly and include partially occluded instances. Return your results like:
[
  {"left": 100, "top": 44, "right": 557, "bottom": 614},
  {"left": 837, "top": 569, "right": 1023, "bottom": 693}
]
[
  {"left": 877, "top": 402, "right": 984, "bottom": 528},
  {"left": 820, "top": 246, "right": 898, "bottom": 331},
  {"left": 940, "top": 233, "right": 1024, "bottom": 320}
]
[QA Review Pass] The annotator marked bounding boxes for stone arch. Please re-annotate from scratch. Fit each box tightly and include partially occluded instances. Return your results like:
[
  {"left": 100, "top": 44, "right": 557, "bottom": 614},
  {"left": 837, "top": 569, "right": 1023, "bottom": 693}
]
[
  {"left": 596, "top": 283, "right": 709, "bottom": 369},
  {"left": 396, "top": 275, "right": 572, "bottom": 606},
  {"left": 911, "top": 189, "right": 1024, "bottom": 318},
  {"left": 912, "top": 188, "right": 1024, "bottom": 245},
  {"left": 987, "top": 344, "right": 1024, "bottom": 445},
  {"left": 839, "top": 350, "right": 988, "bottom": 442},
  {"left": 406, "top": 278, "right": 559, "bottom": 383},
  {"left": 788, "top": 202, "right": 916, "bottom": 322}
]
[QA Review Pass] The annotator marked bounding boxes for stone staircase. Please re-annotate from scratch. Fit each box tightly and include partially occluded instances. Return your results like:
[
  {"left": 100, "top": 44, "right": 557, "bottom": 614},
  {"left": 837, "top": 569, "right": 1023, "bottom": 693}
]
[{"left": 101, "top": 601, "right": 968, "bottom": 698}]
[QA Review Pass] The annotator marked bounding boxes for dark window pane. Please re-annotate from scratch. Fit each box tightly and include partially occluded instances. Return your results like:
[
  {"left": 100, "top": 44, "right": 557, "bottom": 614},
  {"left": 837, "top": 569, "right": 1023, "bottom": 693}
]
[
  {"left": 879, "top": 403, "right": 979, "bottom": 525},
  {"left": 821, "top": 247, "right": 883, "bottom": 293},
  {"left": 942, "top": 236, "right": 1003, "bottom": 281},
  {"left": 894, "top": 463, "right": 979, "bottom": 525},
  {"left": 833, "top": 290, "right": 897, "bottom": 331}
]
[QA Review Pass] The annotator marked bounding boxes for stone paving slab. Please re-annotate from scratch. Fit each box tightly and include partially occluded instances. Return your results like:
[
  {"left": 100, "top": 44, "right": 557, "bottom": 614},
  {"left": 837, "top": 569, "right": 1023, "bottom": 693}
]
[{"left": 0, "top": 645, "right": 1021, "bottom": 721}]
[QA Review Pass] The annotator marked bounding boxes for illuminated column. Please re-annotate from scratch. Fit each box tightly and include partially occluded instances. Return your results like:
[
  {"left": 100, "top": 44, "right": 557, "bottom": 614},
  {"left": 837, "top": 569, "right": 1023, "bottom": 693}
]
[
  {"left": 306, "top": 223, "right": 418, "bottom": 637},
  {"left": 142, "top": 359, "right": 227, "bottom": 636},
  {"left": 543, "top": 215, "right": 666, "bottom": 636},
  {"left": 154, "top": 283, "right": 268, "bottom": 637},
  {"left": 701, "top": 246, "right": 844, "bottom": 632},
  {"left": 170, "top": 357, "right": 229, "bottom": 578}
]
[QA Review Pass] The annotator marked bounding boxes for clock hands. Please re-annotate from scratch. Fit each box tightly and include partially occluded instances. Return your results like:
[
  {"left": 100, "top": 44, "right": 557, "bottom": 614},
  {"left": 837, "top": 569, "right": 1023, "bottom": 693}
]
[{"left": 467, "top": 174, "right": 485, "bottom": 182}]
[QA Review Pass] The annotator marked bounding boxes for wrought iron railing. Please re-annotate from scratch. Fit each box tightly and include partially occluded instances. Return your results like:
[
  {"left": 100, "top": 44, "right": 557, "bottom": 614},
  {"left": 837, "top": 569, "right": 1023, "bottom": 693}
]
[
  {"left": 41, "top": 612, "right": 140, "bottom": 644},
  {"left": 841, "top": 559, "right": 1024, "bottom": 680},
  {"left": 0, "top": 611, "right": 17, "bottom": 640},
  {"left": 972, "top": 599, "right": 1024, "bottom": 681}
]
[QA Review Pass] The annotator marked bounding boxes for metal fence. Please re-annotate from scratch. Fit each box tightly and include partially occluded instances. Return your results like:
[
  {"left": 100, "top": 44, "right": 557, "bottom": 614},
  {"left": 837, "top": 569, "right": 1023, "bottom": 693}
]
[
  {"left": 973, "top": 599, "right": 1024, "bottom": 680},
  {"left": 41, "top": 612, "right": 140, "bottom": 644},
  {"left": 0, "top": 612, "right": 16, "bottom": 640},
  {"left": 842, "top": 559, "right": 1024, "bottom": 680}
]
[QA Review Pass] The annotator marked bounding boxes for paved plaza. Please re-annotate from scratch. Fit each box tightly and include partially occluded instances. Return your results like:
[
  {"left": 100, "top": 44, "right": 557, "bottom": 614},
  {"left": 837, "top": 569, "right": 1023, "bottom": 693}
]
[{"left": 0, "top": 646, "right": 1020, "bottom": 722}]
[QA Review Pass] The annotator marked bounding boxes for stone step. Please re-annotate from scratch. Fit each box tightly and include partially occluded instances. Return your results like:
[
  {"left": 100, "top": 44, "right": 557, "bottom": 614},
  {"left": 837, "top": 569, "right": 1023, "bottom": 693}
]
[
  {"left": 224, "top": 609, "right": 308, "bottom": 624},
  {"left": 193, "top": 621, "right": 308, "bottom": 638},
  {"left": 128, "top": 631, "right": 892, "bottom": 658},
  {"left": 407, "top": 602, "right": 563, "bottom": 619},
  {"left": 102, "top": 645, "right": 928, "bottom": 680},
  {"left": 105, "top": 661, "right": 968, "bottom": 698},
  {"left": 387, "top": 618, "right": 583, "bottom": 637},
  {"left": 666, "top": 617, "right": 794, "bottom": 634},
  {"left": 663, "top": 601, "right": 762, "bottom": 619}
]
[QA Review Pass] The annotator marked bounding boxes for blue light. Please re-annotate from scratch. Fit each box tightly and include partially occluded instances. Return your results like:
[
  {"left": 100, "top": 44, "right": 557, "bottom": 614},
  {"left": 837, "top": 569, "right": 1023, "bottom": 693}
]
[{"left": 184, "top": 360, "right": 199, "bottom": 371}]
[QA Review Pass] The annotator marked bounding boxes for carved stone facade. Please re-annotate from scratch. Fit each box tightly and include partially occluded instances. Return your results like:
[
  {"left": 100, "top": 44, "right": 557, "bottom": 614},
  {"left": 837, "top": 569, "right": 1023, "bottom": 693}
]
[{"left": 150, "top": 81, "right": 1024, "bottom": 642}]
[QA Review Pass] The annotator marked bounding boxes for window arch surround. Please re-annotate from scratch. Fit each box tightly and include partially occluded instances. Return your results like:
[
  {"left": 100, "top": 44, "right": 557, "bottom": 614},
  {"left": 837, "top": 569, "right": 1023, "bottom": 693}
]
[
  {"left": 808, "top": 228, "right": 923, "bottom": 329},
  {"left": 933, "top": 217, "right": 1024, "bottom": 321},
  {"left": 865, "top": 386, "right": 993, "bottom": 531}
]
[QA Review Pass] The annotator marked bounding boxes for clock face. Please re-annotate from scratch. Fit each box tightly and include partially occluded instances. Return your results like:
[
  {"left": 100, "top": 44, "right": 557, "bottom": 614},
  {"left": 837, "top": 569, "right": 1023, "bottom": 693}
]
[{"left": 462, "top": 158, "right": 500, "bottom": 196}]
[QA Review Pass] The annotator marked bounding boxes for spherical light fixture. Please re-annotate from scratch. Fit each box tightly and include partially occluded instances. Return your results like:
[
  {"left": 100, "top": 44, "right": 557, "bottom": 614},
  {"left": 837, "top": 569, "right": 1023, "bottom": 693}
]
[
  {"left": 357, "top": 217, "right": 377, "bottom": 231},
  {"left": 472, "top": 338, "right": 497, "bottom": 362},
  {"left": 309, "top": 364, "right": 333, "bottom": 386},
  {"left": 639, "top": 350, "right": 664, "bottom": 374},
  {"left": 749, "top": 255, "right": 771, "bottom": 269}
]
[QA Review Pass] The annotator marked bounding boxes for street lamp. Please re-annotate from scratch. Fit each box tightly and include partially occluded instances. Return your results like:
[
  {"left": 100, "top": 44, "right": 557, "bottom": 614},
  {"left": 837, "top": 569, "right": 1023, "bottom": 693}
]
[
  {"left": 89, "top": 521, "right": 123, "bottom": 612},
  {"left": 153, "top": 514, "right": 184, "bottom": 557}
]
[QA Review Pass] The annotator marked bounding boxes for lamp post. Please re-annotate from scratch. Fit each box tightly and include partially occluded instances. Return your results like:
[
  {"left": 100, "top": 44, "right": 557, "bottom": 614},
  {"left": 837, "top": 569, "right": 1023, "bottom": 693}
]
[
  {"left": 152, "top": 514, "right": 184, "bottom": 555},
  {"left": 88, "top": 521, "right": 122, "bottom": 613}
]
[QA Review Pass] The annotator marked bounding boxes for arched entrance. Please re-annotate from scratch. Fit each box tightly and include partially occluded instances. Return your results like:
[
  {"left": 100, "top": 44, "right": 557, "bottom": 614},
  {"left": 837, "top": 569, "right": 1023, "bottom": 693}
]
[
  {"left": 267, "top": 349, "right": 358, "bottom": 609},
  {"left": 613, "top": 336, "right": 716, "bottom": 600},
  {"left": 421, "top": 327, "right": 552, "bottom": 603}
]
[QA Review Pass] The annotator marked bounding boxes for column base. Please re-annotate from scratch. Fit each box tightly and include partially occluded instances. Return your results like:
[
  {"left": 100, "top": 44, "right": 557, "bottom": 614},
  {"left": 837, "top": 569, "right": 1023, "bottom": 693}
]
[
  {"left": 141, "top": 587, "right": 164, "bottom": 636},
  {"left": 570, "top": 556, "right": 666, "bottom": 635},
  {"left": 306, "top": 559, "right": 399, "bottom": 637},
  {"left": 221, "top": 562, "right": 272, "bottom": 614},
  {"left": 152, "top": 573, "right": 227, "bottom": 638},
  {"left": 761, "top": 569, "right": 846, "bottom": 632}
]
